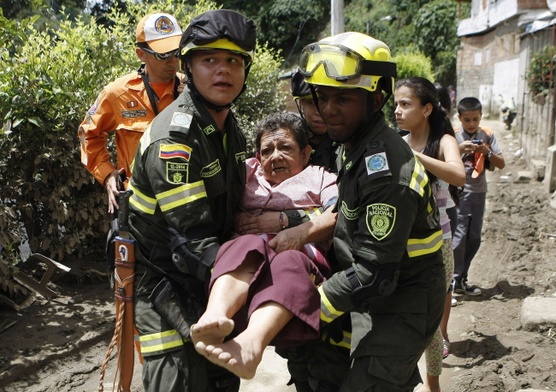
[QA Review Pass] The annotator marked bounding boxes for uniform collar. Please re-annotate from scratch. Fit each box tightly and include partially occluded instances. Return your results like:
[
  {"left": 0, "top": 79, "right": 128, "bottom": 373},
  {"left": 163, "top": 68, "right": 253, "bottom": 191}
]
[{"left": 340, "top": 114, "right": 388, "bottom": 173}]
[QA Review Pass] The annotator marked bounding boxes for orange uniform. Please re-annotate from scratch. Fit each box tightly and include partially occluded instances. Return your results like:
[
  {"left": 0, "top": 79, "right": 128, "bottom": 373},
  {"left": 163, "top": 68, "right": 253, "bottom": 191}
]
[{"left": 78, "top": 70, "right": 182, "bottom": 185}]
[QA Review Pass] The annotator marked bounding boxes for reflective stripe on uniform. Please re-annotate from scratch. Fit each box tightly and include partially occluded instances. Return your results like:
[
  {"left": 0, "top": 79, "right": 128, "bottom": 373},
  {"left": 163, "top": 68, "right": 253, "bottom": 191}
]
[
  {"left": 129, "top": 182, "right": 157, "bottom": 215},
  {"left": 157, "top": 181, "right": 207, "bottom": 212},
  {"left": 406, "top": 229, "right": 443, "bottom": 258},
  {"left": 325, "top": 329, "right": 351, "bottom": 349},
  {"left": 409, "top": 159, "right": 428, "bottom": 197},
  {"left": 319, "top": 285, "right": 344, "bottom": 324},
  {"left": 307, "top": 207, "right": 322, "bottom": 220},
  {"left": 139, "top": 125, "right": 152, "bottom": 155},
  {"left": 139, "top": 329, "right": 184, "bottom": 355}
]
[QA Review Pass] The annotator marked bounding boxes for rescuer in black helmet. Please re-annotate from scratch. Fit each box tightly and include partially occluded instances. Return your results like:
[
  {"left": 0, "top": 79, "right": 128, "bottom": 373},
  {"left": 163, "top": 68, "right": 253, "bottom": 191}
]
[{"left": 127, "top": 9, "right": 256, "bottom": 392}]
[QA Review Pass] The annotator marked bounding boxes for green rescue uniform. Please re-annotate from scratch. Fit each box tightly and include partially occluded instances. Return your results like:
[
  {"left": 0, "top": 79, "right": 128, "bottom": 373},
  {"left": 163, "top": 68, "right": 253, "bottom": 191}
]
[
  {"left": 128, "top": 88, "right": 246, "bottom": 392},
  {"left": 319, "top": 114, "right": 446, "bottom": 392}
]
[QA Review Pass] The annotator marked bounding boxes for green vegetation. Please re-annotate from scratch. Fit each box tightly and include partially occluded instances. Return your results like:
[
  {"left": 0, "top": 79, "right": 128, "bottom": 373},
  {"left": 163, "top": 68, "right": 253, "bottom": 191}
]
[
  {"left": 0, "top": 0, "right": 286, "bottom": 266},
  {"left": 383, "top": 52, "right": 436, "bottom": 125},
  {"left": 527, "top": 45, "right": 556, "bottom": 99}
]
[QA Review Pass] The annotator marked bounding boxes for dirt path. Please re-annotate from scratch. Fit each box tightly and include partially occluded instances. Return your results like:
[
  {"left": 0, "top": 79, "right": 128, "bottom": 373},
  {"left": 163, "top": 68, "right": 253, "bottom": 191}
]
[
  {"left": 1, "top": 120, "right": 555, "bottom": 392},
  {"left": 422, "top": 119, "right": 556, "bottom": 391}
]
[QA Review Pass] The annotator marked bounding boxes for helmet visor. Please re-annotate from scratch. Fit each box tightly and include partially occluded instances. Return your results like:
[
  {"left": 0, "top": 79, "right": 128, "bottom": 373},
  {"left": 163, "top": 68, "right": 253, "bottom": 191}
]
[{"left": 299, "top": 43, "right": 363, "bottom": 82}]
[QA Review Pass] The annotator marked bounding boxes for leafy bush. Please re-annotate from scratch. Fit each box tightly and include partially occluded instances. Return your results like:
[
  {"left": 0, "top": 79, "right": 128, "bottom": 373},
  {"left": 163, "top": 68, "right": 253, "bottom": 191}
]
[
  {"left": 527, "top": 45, "right": 556, "bottom": 98},
  {"left": 0, "top": 11, "right": 124, "bottom": 264},
  {"left": 236, "top": 42, "right": 289, "bottom": 152},
  {"left": 394, "top": 51, "right": 435, "bottom": 81},
  {"left": 0, "top": 0, "right": 286, "bottom": 265}
]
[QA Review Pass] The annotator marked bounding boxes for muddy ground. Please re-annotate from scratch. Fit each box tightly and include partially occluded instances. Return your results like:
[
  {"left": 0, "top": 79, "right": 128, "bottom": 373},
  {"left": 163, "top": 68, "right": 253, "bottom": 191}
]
[{"left": 1, "top": 119, "right": 555, "bottom": 392}]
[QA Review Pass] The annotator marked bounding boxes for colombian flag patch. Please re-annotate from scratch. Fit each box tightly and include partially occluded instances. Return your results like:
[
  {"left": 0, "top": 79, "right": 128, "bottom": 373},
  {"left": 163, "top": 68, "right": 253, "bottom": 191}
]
[{"left": 159, "top": 144, "right": 191, "bottom": 161}]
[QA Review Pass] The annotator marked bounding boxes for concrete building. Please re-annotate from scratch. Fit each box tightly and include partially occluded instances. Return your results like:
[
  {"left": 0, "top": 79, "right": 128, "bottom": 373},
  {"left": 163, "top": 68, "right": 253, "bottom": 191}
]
[
  {"left": 457, "top": 0, "right": 548, "bottom": 116},
  {"left": 456, "top": 0, "right": 556, "bottom": 181}
]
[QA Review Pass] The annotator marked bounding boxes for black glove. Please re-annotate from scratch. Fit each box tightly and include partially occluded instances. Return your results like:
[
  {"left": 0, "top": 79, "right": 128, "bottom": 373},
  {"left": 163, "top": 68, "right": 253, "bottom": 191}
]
[{"left": 169, "top": 228, "right": 219, "bottom": 282}]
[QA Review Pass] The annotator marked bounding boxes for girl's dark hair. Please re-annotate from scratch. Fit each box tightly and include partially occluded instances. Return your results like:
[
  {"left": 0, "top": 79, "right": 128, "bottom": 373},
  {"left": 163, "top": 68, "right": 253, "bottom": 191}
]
[
  {"left": 395, "top": 77, "right": 461, "bottom": 204},
  {"left": 434, "top": 82, "right": 451, "bottom": 113},
  {"left": 255, "top": 112, "right": 310, "bottom": 152}
]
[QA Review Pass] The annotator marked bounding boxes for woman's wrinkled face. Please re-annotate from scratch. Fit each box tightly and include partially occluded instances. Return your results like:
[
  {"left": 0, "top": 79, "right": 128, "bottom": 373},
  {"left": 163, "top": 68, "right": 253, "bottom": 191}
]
[{"left": 257, "top": 127, "right": 311, "bottom": 186}]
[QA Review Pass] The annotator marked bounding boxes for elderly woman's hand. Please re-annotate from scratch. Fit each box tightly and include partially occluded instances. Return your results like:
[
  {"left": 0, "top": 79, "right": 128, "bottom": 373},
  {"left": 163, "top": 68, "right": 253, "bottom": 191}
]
[
  {"left": 236, "top": 211, "right": 283, "bottom": 234},
  {"left": 268, "top": 225, "right": 307, "bottom": 253}
]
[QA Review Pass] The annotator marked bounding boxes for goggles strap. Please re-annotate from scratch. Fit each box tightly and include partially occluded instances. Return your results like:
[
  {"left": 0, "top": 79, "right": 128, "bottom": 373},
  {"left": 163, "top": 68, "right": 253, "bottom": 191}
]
[
  {"left": 359, "top": 60, "right": 397, "bottom": 79},
  {"left": 309, "top": 84, "right": 321, "bottom": 122}
]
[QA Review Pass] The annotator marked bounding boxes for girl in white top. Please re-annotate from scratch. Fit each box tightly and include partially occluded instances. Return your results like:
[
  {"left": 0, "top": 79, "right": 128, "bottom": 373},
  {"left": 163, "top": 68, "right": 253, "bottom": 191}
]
[{"left": 394, "top": 77, "right": 465, "bottom": 392}]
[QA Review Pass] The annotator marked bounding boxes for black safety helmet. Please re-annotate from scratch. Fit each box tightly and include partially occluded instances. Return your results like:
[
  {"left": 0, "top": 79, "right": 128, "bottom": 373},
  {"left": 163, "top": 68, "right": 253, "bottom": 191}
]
[
  {"left": 290, "top": 69, "right": 318, "bottom": 123},
  {"left": 291, "top": 69, "right": 312, "bottom": 100},
  {"left": 179, "top": 9, "right": 256, "bottom": 110}
]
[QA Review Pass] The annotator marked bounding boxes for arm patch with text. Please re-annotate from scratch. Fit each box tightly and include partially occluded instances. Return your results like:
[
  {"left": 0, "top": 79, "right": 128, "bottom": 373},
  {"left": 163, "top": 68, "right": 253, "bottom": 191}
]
[{"left": 366, "top": 203, "right": 396, "bottom": 241}]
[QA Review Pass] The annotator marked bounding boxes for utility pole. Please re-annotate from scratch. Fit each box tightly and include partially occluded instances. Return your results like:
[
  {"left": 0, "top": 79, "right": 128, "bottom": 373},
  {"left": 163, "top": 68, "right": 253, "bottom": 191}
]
[{"left": 331, "top": 0, "right": 344, "bottom": 35}]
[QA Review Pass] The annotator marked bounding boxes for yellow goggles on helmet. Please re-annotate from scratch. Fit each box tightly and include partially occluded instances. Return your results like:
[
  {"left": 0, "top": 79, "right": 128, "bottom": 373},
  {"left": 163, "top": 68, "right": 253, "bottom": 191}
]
[{"left": 299, "top": 43, "right": 396, "bottom": 83}]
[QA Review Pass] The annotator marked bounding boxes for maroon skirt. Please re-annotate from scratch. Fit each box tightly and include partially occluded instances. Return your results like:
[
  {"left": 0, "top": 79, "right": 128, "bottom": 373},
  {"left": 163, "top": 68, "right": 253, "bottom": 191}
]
[{"left": 210, "top": 234, "right": 328, "bottom": 348}]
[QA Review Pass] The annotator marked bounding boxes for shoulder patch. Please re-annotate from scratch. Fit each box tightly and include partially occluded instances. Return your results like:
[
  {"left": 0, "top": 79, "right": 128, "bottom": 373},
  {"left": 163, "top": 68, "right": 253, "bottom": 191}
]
[
  {"left": 200, "top": 159, "right": 221, "bottom": 178},
  {"left": 166, "top": 162, "right": 188, "bottom": 184},
  {"left": 366, "top": 203, "right": 396, "bottom": 241},
  {"left": 170, "top": 112, "right": 193, "bottom": 128},
  {"left": 365, "top": 152, "right": 390, "bottom": 176},
  {"left": 159, "top": 144, "right": 192, "bottom": 161},
  {"left": 340, "top": 200, "right": 359, "bottom": 221},
  {"left": 87, "top": 103, "right": 98, "bottom": 116}
]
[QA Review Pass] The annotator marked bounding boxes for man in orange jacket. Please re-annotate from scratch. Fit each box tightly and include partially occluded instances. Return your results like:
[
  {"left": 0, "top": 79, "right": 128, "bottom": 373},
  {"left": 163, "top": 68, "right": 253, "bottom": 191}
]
[{"left": 78, "top": 12, "right": 184, "bottom": 213}]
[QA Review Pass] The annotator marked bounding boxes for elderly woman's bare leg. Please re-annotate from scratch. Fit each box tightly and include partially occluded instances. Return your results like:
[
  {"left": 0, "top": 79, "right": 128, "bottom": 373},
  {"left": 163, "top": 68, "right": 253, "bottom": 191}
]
[
  {"left": 196, "top": 301, "right": 294, "bottom": 379},
  {"left": 191, "top": 255, "right": 258, "bottom": 346}
]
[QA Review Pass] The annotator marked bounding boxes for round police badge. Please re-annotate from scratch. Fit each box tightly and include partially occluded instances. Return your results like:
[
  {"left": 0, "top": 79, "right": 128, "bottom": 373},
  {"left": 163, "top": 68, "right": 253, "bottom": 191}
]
[{"left": 367, "top": 153, "right": 386, "bottom": 172}]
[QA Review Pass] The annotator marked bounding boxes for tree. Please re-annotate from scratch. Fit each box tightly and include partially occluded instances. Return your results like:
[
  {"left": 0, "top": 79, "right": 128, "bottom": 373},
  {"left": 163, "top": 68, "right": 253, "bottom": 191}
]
[
  {"left": 414, "top": 0, "right": 459, "bottom": 86},
  {"left": 343, "top": 0, "right": 460, "bottom": 87},
  {"left": 217, "top": 0, "right": 329, "bottom": 67},
  {"left": 0, "top": 0, "right": 86, "bottom": 19},
  {"left": 88, "top": 0, "right": 128, "bottom": 28},
  {"left": 0, "top": 0, "right": 33, "bottom": 19}
]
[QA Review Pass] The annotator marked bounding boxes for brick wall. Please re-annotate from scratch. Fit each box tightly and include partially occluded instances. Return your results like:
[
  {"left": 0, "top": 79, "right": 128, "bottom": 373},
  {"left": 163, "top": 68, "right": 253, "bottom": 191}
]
[
  {"left": 457, "top": 32, "right": 497, "bottom": 112},
  {"left": 518, "top": 0, "right": 548, "bottom": 9},
  {"left": 457, "top": 17, "right": 522, "bottom": 117}
]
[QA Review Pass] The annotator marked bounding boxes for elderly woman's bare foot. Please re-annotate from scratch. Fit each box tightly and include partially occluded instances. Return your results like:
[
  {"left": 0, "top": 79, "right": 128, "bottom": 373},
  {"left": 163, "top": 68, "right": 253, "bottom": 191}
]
[
  {"left": 198, "top": 335, "right": 263, "bottom": 380},
  {"left": 190, "top": 316, "right": 234, "bottom": 347}
]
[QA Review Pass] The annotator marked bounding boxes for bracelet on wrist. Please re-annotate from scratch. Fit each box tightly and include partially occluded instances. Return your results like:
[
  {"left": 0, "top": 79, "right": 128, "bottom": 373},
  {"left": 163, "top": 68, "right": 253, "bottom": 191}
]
[{"left": 279, "top": 211, "right": 287, "bottom": 230}]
